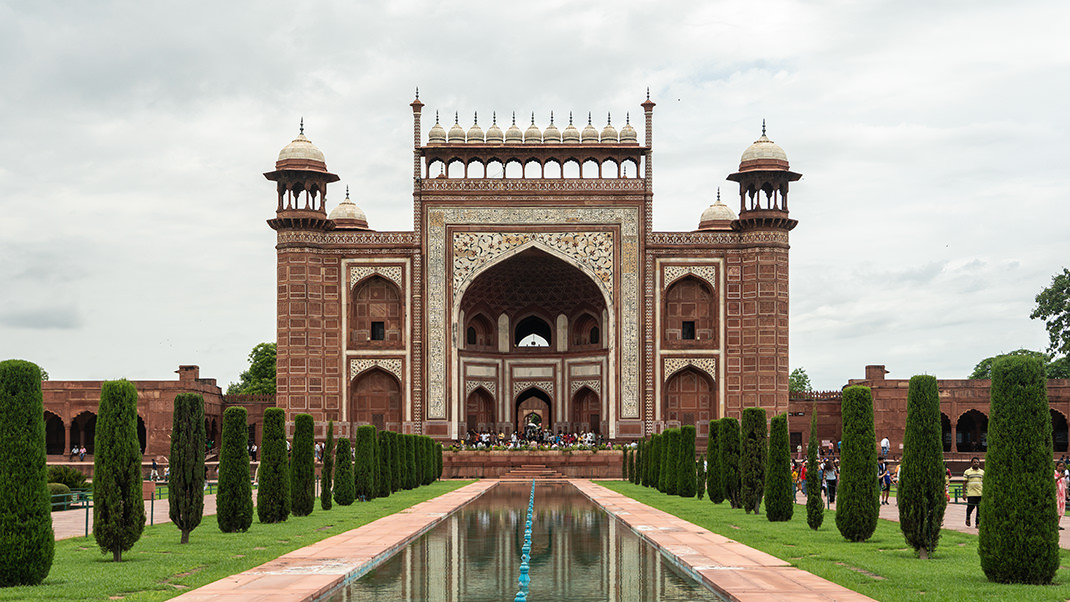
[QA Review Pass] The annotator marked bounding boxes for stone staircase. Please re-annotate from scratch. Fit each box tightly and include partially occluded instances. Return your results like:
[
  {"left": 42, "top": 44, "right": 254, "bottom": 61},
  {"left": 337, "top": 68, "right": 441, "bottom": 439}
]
[{"left": 498, "top": 464, "right": 566, "bottom": 481}]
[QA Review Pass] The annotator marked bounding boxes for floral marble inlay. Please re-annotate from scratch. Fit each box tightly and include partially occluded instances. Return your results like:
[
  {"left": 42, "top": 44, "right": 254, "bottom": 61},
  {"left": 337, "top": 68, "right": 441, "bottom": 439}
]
[
  {"left": 453, "top": 232, "right": 614, "bottom": 294},
  {"left": 350, "top": 358, "right": 403, "bottom": 383},
  {"left": 664, "top": 265, "right": 716, "bottom": 290},
  {"left": 349, "top": 265, "right": 403, "bottom": 289},
  {"left": 514, "top": 380, "right": 554, "bottom": 397},
  {"left": 664, "top": 357, "right": 717, "bottom": 383}
]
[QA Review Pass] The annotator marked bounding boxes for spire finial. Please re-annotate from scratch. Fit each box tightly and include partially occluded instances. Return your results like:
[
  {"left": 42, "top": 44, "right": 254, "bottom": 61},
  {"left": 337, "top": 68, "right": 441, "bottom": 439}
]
[
  {"left": 346, "top": 185, "right": 350, "bottom": 199},
  {"left": 530, "top": 111, "right": 535, "bottom": 124},
  {"left": 512, "top": 111, "right": 516, "bottom": 125},
  {"left": 550, "top": 110, "right": 554, "bottom": 124},
  {"left": 762, "top": 119, "right": 766, "bottom": 136},
  {"left": 646, "top": 87, "right": 650, "bottom": 101},
  {"left": 607, "top": 112, "right": 612, "bottom": 125},
  {"left": 415, "top": 86, "right": 419, "bottom": 100},
  {"left": 473, "top": 111, "right": 478, "bottom": 124},
  {"left": 625, "top": 112, "right": 630, "bottom": 124},
  {"left": 435, "top": 110, "right": 440, "bottom": 123},
  {"left": 716, "top": 187, "right": 721, "bottom": 203},
  {"left": 299, "top": 117, "right": 304, "bottom": 135},
  {"left": 492, "top": 111, "right": 497, "bottom": 124},
  {"left": 587, "top": 112, "right": 592, "bottom": 125},
  {"left": 569, "top": 111, "right": 574, "bottom": 125},
  {"left": 454, "top": 111, "right": 459, "bottom": 124}
]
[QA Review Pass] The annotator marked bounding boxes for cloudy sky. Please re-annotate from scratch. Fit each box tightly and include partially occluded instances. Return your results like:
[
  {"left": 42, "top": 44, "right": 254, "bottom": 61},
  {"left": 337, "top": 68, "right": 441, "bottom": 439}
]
[{"left": 1, "top": 0, "right": 1067, "bottom": 391}]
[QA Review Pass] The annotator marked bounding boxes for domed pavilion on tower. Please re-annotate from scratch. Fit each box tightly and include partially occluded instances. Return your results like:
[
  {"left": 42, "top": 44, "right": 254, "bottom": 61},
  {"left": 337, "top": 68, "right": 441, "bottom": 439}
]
[{"left": 266, "top": 92, "right": 802, "bottom": 446}]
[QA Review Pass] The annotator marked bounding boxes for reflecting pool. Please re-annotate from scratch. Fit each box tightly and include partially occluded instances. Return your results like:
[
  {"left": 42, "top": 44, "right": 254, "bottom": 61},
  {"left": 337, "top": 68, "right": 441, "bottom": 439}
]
[{"left": 322, "top": 482, "right": 727, "bottom": 601}]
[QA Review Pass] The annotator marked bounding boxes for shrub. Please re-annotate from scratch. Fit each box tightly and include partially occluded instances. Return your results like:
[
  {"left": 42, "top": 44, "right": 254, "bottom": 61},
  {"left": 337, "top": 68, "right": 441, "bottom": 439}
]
[
  {"left": 217, "top": 406, "right": 252, "bottom": 532},
  {"left": 696, "top": 459, "right": 706, "bottom": 500},
  {"left": 706, "top": 419, "right": 724, "bottom": 504},
  {"left": 257, "top": 407, "right": 290, "bottom": 523},
  {"left": 290, "top": 414, "right": 315, "bottom": 517},
  {"left": 898, "top": 375, "right": 947, "bottom": 558},
  {"left": 403, "top": 435, "right": 417, "bottom": 490},
  {"left": 354, "top": 425, "right": 378, "bottom": 501},
  {"left": 48, "top": 482, "right": 71, "bottom": 501},
  {"left": 806, "top": 406, "right": 824, "bottom": 530},
  {"left": 377, "top": 431, "right": 392, "bottom": 499},
  {"left": 320, "top": 420, "right": 334, "bottom": 511},
  {"left": 388, "top": 431, "right": 402, "bottom": 492},
  {"left": 720, "top": 418, "right": 742, "bottom": 509},
  {"left": 836, "top": 386, "right": 879, "bottom": 542},
  {"left": 765, "top": 413, "right": 793, "bottom": 521},
  {"left": 740, "top": 408, "right": 768, "bottom": 514},
  {"left": 93, "top": 379, "right": 145, "bottom": 561},
  {"left": 434, "top": 438, "right": 444, "bottom": 480},
  {"left": 333, "top": 437, "right": 355, "bottom": 506},
  {"left": 47, "top": 465, "right": 88, "bottom": 490},
  {"left": 0, "top": 359, "right": 54, "bottom": 583},
  {"left": 169, "top": 392, "right": 206, "bottom": 543},
  {"left": 979, "top": 356, "right": 1058, "bottom": 583},
  {"left": 660, "top": 429, "right": 679, "bottom": 495},
  {"left": 678, "top": 425, "right": 697, "bottom": 497}
]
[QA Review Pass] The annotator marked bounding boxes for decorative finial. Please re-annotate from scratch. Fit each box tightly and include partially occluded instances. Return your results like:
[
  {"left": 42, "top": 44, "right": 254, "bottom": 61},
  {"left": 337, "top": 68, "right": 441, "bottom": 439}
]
[
  {"left": 473, "top": 111, "right": 478, "bottom": 124},
  {"left": 569, "top": 111, "right": 574, "bottom": 125},
  {"left": 415, "top": 86, "right": 419, "bottom": 100},
  {"left": 646, "top": 87, "right": 650, "bottom": 100},
  {"left": 587, "top": 112, "right": 592, "bottom": 125},
  {"left": 299, "top": 117, "right": 304, "bottom": 135},
  {"left": 530, "top": 112, "right": 535, "bottom": 125},
  {"left": 454, "top": 111, "right": 459, "bottom": 124},
  {"left": 716, "top": 187, "right": 721, "bottom": 203},
  {"left": 512, "top": 111, "right": 516, "bottom": 125},
  {"left": 435, "top": 110, "right": 440, "bottom": 123},
  {"left": 550, "top": 110, "right": 554, "bottom": 124},
  {"left": 346, "top": 185, "right": 350, "bottom": 199},
  {"left": 762, "top": 119, "right": 766, "bottom": 136},
  {"left": 607, "top": 112, "right": 611, "bottom": 125},
  {"left": 492, "top": 111, "right": 497, "bottom": 124}
]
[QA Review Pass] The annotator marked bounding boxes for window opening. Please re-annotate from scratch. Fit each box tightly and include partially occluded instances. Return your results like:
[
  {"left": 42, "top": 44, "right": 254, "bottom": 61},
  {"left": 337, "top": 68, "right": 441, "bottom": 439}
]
[
  {"left": 682, "top": 321, "right": 696, "bottom": 340},
  {"left": 371, "top": 321, "right": 385, "bottom": 341}
]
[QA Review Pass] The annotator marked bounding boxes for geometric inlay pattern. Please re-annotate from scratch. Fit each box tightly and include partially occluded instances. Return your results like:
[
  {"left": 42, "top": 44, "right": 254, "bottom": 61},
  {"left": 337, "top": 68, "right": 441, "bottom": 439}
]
[
  {"left": 664, "top": 356, "right": 717, "bottom": 383},
  {"left": 570, "top": 379, "right": 602, "bottom": 396},
  {"left": 513, "top": 380, "right": 554, "bottom": 398},
  {"left": 453, "top": 232, "right": 614, "bottom": 295},
  {"left": 349, "top": 358, "right": 403, "bottom": 383},
  {"left": 349, "top": 265, "right": 403, "bottom": 289},
  {"left": 465, "top": 379, "right": 495, "bottom": 399},
  {"left": 664, "top": 264, "right": 717, "bottom": 290}
]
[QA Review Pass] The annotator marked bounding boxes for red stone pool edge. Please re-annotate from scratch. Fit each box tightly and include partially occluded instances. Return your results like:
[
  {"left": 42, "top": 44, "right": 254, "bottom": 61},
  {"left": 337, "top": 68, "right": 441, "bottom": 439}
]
[{"left": 170, "top": 479, "right": 873, "bottom": 602}]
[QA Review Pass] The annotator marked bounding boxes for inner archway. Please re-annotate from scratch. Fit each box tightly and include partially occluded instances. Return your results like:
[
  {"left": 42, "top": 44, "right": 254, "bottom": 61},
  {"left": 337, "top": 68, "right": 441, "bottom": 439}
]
[
  {"left": 516, "top": 387, "right": 552, "bottom": 439},
  {"left": 956, "top": 409, "right": 988, "bottom": 452},
  {"left": 1053, "top": 409, "right": 1068, "bottom": 453},
  {"left": 44, "top": 412, "right": 65, "bottom": 455},
  {"left": 571, "top": 387, "right": 601, "bottom": 435},
  {"left": 941, "top": 412, "right": 952, "bottom": 452}
]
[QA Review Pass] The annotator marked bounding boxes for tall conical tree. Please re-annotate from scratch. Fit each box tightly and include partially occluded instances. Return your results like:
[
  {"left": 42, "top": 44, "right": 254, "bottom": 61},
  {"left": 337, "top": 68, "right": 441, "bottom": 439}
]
[
  {"left": 806, "top": 406, "right": 824, "bottom": 530},
  {"left": 765, "top": 413, "right": 793, "bottom": 521},
  {"left": 388, "top": 431, "right": 402, "bottom": 492},
  {"left": 333, "top": 437, "right": 355, "bottom": 506},
  {"left": 257, "top": 407, "right": 290, "bottom": 524},
  {"left": 320, "top": 421, "right": 334, "bottom": 510},
  {"left": 707, "top": 419, "right": 724, "bottom": 504},
  {"left": 290, "top": 413, "right": 315, "bottom": 517},
  {"left": 403, "top": 434, "right": 417, "bottom": 490},
  {"left": 434, "top": 439, "right": 443, "bottom": 480},
  {"left": 740, "top": 408, "right": 768, "bottom": 514},
  {"left": 377, "top": 430, "right": 392, "bottom": 499},
  {"left": 898, "top": 375, "right": 947, "bottom": 559},
  {"left": 93, "top": 380, "right": 145, "bottom": 561},
  {"left": 678, "top": 425, "right": 697, "bottom": 497},
  {"left": 217, "top": 406, "right": 252, "bottom": 532},
  {"left": 660, "top": 428, "right": 680, "bottom": 495},
  {"left": 980, "top": 356, "right": 1058, "bottom": 583},
  {"left": 836, "top": 386, "right": 879, "bottom": 542},
  {"left": 0, "top": 359, "right": 54, "bottom": 584},
  {"left": 169, "top": 392, "right": 205, "bottom": 543},
  {"left": 354, "top": 425, "right": 378, "bottom": 501},
  {"left": 720, "top": 418, "right": 742, "bottom": 509}
]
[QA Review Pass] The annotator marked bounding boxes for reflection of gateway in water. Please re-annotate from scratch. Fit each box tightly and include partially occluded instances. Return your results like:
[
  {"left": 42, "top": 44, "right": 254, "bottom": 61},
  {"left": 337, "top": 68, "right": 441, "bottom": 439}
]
[{"left": 325, "top": 482, "right": 728, "bottom": 601}]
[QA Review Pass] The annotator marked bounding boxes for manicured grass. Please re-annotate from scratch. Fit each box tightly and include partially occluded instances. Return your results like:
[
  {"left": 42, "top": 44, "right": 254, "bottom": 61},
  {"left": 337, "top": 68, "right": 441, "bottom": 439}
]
[
  {"left": 598, "top": 480, "right": 1070, "bottom": 602},
  {"left": 5, "top": 480, "right": 472, "bottom": 602}
]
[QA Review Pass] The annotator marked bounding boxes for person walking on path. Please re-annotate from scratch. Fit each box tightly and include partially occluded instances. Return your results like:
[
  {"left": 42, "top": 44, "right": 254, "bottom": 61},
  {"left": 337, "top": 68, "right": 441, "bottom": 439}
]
[
  {"left": 1057, "top": 461, "right": 1067, "bottom": 530},
  {"left": 880, "top": 436, "right": 890, "bottom": 457},
  {"left": 824, "top": 459, "right": 839, "bottom": 504},
  {"left": 963, "top": 456, "right": 984, "bottom": 528},
  {"left": 878, "top": 458, "right": 892, "bottom": 505}
]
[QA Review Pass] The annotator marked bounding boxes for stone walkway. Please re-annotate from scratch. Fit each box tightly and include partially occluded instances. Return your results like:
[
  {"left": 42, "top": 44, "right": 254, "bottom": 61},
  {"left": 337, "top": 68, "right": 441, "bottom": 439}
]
[{"left": 52, "top": 489, "right": 242, "bottom": 540}]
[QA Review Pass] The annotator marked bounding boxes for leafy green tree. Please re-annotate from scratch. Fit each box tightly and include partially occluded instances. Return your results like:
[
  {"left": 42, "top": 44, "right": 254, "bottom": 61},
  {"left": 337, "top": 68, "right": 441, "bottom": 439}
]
[
  {"left": 0, "top": 359, "right": 54, "bottom": 584},
  {"left": 898, "top": 375, "right": 948, "bottom": 558},
  {"left": 320, "top": 421, "right": 334, "bottom": 510},
  {"left": 765, "top": 413, "right": 793, "bottom": 521},
  {"left": 290, "top": 414, "right": 315, "bottom": 517},
  {"left": 678, "top": 425, "right": 697, "bottom": 497},
  {"left": 169, "top": 393, "right": 205, "bottom": 543},
  {"left": 720, "top": 418, "right": 742, "bottom": 509},
  {"left": 706, "top": 419, "right": 724, "bottom": 504},
  {"left": 217, "top": 407, "right": 253, "bottom": 532},
  {"left": 377, "top": 430, "right": 392, "bottom": 499},
  {"left": 979, "top": 356, "right": 1058, "bottom": 583},
  {"left": 740, "top": 408, "right": 768, "bottom": 514},
  {"left": 257, "top": 408, "right": 290, "bottom": 523},
  {"left": 333, "top": 437, "right": 355, "bottom": 506},
  {"left": 1032, "top": 267, "right": 1070, "bottom": 359},
  {"left": 226, "top": 342, "right": 276, "bottom": 395},
  {"left": 968, "top": 349, "right": 1070, "bottom": 379},
  {"left": 836, "top": 386, "right": 879, "bottom": 542},
  {"left": 93, "top": 380, "right": 145, "bottom": 561},
  {"left": 806, "top": 406, "right": 824, "bottom": 530},
  {"left": 789, "top": 367, "right": 813, "bottom": 394},
  {"left": 660, "top": 428, "right": 680, "bottom": 495},
  {"left": 353, "top": 425, "right": 378, "bottom": 501}
]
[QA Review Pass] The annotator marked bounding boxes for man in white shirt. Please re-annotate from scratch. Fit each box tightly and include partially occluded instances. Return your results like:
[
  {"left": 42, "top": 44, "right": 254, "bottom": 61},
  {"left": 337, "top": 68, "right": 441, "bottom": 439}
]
[{"left": 880, "top": 436, "right": 890, "bottom": 457}]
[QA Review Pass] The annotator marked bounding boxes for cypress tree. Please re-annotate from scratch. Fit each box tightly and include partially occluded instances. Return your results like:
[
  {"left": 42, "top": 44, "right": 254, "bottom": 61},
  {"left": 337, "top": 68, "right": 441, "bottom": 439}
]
[
  {"left": 169, "top": 392, "right": 205, "bottom": 543},
  {"left": 720, "top": 418, "right": 742, "bottom": 509},
  {"left": 434, "top": 439, "right": 443, "bottom": 480},
  {"left": 696, "top": 458, "right": 706, "bottom": 499},
  {"left": 333, "top": 437, "right": 355, "bottom": 506},
  {"left": 93, "top": 379, "right": 145, "bottom": 561},
  {"left": 678, "top": 425, "right": 697, "bottom": 497},
  {"left": 898, "top": 375, "right": 947, "bottom": 559},
  {"left": 416, "top": 436, "right": 429, "bottom": 486},
  {"left": 629, "top": 449, "right": 636, "bottom": 484},
  {"left": 765, "top": 413, "right": 794, "bottom": 521},
  {"left": 424, "top": 437, "right": 436, "bottom": 485},
  {"left": 641, "top": 438, "right": 652, "bottom": 487},
  {"left": 660, "top": 429, "right": 679, "bottom": 494},
  {"left": 257, "top": 407, "right": 290, "bottom": 523},
  {"left": 388, "top": 431, "right": 402, "bottom": 492},
  {"left": 653, "top": 433, "right": 665, "bottom": 490},
  {"left": 354, "top": 425, "right": 378, "bottom": 501},
  {"left": 836, "top": 385, "right": 879, "bottom": 542},
  {"left": 403, "top": 434, "right": 417, "bottom": 489},
  {"left": 979, "top": 356, "right": 1058, "bottom": 584},
  {"left": 707, "top": 419, "right": 725, "bottom": 504},
  {"left": 622, "top": 447, "right": 629, "bottom": 480},
  {"left": 290, "top": 414, "right": 315, "bottom": 517},
  {"left": 806, "top": 406, "right": 824, "bottom": 530},
  {"left": 217, "top": 406, "right": 252, "bottom": 532},
  {"left": 320, "top": 420, "right": 334, "bottom": 511},
  {"left": 0, "top": 359, "right": 54, "bottom": 584},
  {"left": 377, "top": 431, "right": 392, "bottom": 499},
  {"left": 740, "top": 408, "right": 768, "bottom": 514}
]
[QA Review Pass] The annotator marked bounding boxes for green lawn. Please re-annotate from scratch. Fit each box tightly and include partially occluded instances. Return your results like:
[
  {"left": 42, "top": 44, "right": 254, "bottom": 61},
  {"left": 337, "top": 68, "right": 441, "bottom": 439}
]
[
  {"left": 8, "top": 480, "right": 472, "bottom": 602},
  {"left": 598, "top": 480, "right": 1070, "bottom": 602}
]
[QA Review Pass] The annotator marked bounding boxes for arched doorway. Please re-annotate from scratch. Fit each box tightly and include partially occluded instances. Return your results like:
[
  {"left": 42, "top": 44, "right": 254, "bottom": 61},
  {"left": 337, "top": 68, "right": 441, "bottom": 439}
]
[
  {"left": 516, "top": 387, "right": 552, "bottom": 439},
  {"left": 941, "top": 412, "right": 952, "bottom": 452},
  {"left": 1053, "top": 409, "right": 1069, "bottom": 453},
  {"left": 350, "top": 368, "right": 403, "bottom": 432},
  {"left": 956, "top": 409, "right": 988, "bottom": 452},
  {"left": 465, "top": 387, "right": 496, "bottom": 436},
  {"left": 137, "top": 415, "right": 147, "bottom": 454},
  {"left": 70, "top": 411, "right": 96, "bottom": 454},
  {"left": 571, "top": 386, "right": 601, "bottom": 434},
  {"left": 663, "top": 367, "right": 715, "bottom": 427},
  {"left": 44, "top": 412, "right": 65, "bottom": 455}
]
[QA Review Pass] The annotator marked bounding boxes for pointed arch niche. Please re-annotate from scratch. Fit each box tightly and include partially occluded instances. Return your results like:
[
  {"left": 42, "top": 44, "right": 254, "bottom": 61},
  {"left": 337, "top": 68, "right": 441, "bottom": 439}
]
[
  {"left": 350, "top": 367, "right": 402, "bottom": 432},
  {"left": 663, "top": 366, "right": 716, "bottom": 430}
]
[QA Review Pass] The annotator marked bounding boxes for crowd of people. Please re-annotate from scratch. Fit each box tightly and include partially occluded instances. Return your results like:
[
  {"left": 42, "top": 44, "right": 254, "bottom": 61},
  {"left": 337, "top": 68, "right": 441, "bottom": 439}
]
[{"left": 457, "top": 428, "right": 605, "bottom": 450}]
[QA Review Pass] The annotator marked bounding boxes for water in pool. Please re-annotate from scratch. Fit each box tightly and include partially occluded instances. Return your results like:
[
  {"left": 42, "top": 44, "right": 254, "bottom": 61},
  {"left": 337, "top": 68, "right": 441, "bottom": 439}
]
[{"left": 323, "top": 481, "right": 728, "bottom": 601}]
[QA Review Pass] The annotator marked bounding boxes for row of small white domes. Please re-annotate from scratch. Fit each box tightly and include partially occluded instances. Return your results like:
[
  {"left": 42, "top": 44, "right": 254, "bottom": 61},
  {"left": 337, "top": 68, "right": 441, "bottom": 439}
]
[{"left": 428, "top": 112, "right": 638, "bottom": 145}]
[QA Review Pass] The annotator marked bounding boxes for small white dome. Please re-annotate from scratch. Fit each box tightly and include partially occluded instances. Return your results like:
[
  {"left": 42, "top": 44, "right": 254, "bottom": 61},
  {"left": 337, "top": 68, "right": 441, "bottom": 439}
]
[
  {"left": 542, "top": 113, "right": 561, "bottom": 143},
  {"left": 276, "top": 120, "right": 327, "bottom": 168},
  {"left": 485, "top": 113, "right": 504, "bottom": 143},
  {"left": 466, "top": 113, "right": 484, "bottom": 143},
  {"left": 619, "top": 114, "right": 638, "bottom": 144},
  {"left": 328, "top": 187, "right": 370, "bottom": 230},
  {"left": 562, "top": 113, "right": 581, "bottom": 143},
  {"left": 524, "top": 113, "right": 542, "bottom": 144},
  {"left": 697, "top": 190, "right": 738, "bottom": 230},
  {"left": 600, "top": 114, "right": 618, "bottom": 143},
  {"left": 505, "top": 113, "right": 524, "bottom": 144},
  {"left": 447, "top": 113, "right": 466, "bottom": 143},
  {"left": 581, "top": 114, "right": 599, "bottom": 144},
  {"left": 427, "top": 112, "right": 447, "bottom": 144}
]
